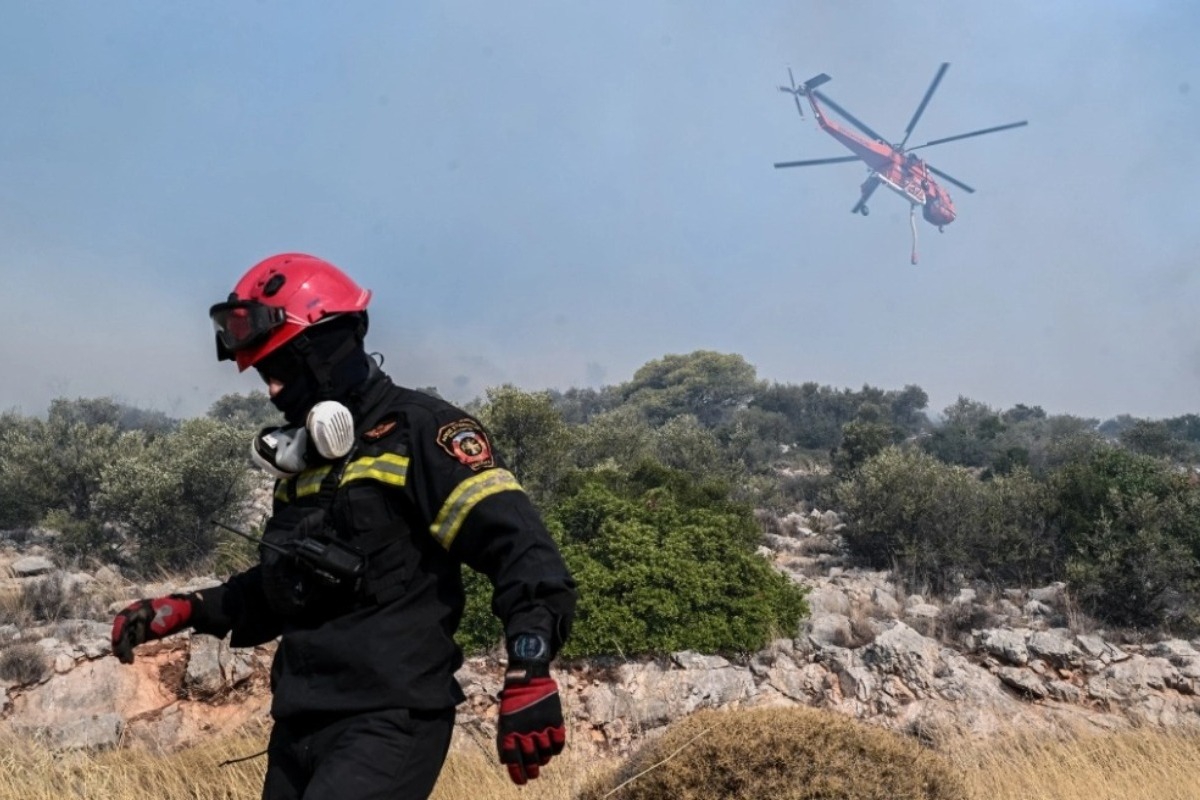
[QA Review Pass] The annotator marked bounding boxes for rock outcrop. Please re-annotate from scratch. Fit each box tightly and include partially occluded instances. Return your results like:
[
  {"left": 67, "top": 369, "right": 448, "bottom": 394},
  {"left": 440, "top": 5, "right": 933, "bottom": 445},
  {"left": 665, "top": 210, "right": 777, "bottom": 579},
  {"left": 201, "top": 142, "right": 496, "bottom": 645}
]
[{"left": 3, "top": 514, "right": 1199, "bottom": 754}]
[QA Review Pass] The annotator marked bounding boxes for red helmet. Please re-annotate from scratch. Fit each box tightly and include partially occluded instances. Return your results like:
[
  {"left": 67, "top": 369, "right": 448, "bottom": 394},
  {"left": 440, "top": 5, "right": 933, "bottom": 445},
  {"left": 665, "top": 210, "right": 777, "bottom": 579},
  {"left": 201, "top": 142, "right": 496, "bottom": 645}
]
[{"left": 209, "top": 253, "right": 372, "bottom": 371}]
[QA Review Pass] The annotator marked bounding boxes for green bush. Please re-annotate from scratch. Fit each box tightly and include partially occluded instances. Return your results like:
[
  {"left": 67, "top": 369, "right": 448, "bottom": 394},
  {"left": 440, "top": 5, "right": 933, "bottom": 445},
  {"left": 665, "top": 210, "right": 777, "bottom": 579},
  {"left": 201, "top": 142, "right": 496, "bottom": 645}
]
[
  {"left": 836, "top": 447, "right": 1053, "bottom": 592},
  {"left": 94, "top": 418, "right": 252, "bottom": 573},
  {"left": 0, "top": 412, "right": 45, "bottom": 528},
  {"left": 832, "top": 419, "right": 897, "bottom": 476},
  {"left": 1048, "top": 446, "right": 1200, "bottom": 630},
  {"left": 0, "top": 404, "right": 123, "bottom": 529},
  {"left": 455, "top": 460, "right": 808, "bottom": 658},
  {"left": 456, "top": 566, "right": 504, "bottom": 655},
  {"left": 549, "top": 462, "right": 807, "bottom": 657}
]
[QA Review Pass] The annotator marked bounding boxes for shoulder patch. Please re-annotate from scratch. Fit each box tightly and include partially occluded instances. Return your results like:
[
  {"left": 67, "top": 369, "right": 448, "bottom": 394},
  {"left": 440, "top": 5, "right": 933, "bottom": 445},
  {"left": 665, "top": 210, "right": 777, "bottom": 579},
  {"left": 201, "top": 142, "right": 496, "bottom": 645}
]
[
  {"left": 436, "top": 418, "right": 495, "bottom": 470},
  {"left": 362, "top": 414, "right": 399, "bottom": 442}
]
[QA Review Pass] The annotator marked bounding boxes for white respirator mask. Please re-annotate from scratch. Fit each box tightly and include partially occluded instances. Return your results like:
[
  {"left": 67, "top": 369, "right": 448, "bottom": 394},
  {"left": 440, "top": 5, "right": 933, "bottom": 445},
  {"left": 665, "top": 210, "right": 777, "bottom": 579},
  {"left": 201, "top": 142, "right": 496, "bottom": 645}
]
[{"left": 249, "top": 400, "right": 356, "bottom": 478}]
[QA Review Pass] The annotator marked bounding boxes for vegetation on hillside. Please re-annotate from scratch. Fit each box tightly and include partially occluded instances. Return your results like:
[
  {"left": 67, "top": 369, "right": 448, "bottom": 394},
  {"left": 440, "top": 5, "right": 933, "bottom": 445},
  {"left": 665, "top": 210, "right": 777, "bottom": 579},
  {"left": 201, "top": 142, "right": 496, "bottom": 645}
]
[{"left": 5, "top": 350, "right": 1200, "bottom": 651}]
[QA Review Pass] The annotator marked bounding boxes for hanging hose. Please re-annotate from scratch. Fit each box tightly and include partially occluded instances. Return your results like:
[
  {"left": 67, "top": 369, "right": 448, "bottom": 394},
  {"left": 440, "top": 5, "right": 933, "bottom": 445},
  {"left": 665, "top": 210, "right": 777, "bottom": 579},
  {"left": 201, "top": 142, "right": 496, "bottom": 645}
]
[{"left": 909, "top": 205, "right": 919, "bottom": 265}]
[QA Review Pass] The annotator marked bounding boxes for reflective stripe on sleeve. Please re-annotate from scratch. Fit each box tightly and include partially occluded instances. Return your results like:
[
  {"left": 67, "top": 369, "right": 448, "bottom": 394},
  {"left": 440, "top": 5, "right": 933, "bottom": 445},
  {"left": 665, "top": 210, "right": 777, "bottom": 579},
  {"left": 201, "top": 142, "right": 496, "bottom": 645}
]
[
  {"left": 341, "top": 453, "right": 409, "bottom": 488},
  {"left": 275, "top": 466, "right": 332, "bottom": 501},
  {"left": 273, "top": 453, "right": 410, "bottom": 501},
  {"left": 430, "top": 468, "right": 524, "bottom": 550}
]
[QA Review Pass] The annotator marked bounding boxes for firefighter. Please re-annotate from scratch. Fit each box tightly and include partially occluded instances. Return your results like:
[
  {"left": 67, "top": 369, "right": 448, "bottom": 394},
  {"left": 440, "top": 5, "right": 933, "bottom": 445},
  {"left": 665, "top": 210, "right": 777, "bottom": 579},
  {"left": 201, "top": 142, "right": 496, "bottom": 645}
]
[{"left": 111, "top": 253, "right": 578, "bottom": 799}]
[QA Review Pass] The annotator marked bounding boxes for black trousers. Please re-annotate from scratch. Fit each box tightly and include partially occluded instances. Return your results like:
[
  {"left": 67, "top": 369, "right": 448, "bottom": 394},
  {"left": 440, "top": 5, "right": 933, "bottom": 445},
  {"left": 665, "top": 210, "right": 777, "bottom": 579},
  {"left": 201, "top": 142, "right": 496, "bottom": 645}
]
[{"left": 262, "top": 707, "right": 457, "bottom": 800}]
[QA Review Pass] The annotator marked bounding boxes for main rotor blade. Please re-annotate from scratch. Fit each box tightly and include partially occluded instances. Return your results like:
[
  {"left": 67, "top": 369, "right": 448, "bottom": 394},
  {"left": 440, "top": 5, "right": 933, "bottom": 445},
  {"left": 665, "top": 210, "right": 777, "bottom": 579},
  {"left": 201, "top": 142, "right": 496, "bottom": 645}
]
[
  {"left": 927, "top": 165, "right": 975, "bottom": 194},
  {"left": 811, "top": 90, "right": 887, "bottom": 143},
  {"left": 908, "top": 120, "right": 1029, "bottom": 151},
  {"left": 899, "top": 62, "right": 949, "bottom": 149},
  {"left": 774, "top": 155, "right": 861, "bottom": 168}
]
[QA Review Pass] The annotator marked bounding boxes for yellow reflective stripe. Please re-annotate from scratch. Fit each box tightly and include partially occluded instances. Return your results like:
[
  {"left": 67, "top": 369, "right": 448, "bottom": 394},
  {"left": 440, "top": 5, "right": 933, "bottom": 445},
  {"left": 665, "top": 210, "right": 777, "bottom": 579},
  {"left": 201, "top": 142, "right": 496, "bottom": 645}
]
[
  {"left": 274, "top": 453, "right": 410, "bottom": 502},
  {"left": 341, "top": 453, "right": 409, "bottom": 488},
  {"left": 275, "top": 466, "right": 334, "bottom": 501},
  {"left": 430, "top": 469, "right": 523, "bottom": 550}
]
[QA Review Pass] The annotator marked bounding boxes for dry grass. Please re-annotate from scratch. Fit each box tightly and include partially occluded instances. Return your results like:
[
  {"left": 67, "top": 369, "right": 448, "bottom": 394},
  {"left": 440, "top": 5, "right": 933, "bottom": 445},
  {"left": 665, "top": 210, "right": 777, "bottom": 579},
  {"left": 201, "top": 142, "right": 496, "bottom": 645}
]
[
  {"left": 576, "top": 706, "right": 966, "bottom": 800},
  {"left": 430, "top": 734, "right": 618, "bottom": 800},
  {"left": 3, "top": 716, "right": 1200, "bottom": 799},
  {"left": 0, "top": 571, "right": 124, "bottom": 628},
  {"left": 0, "top": 724, "right": 616, "bottom": 800},
  {"left": 0, "top": 729, "right": 268, "bottom": 799},
  {"left": 948, "top": 727, "right": 1200, "bottom": 800}
]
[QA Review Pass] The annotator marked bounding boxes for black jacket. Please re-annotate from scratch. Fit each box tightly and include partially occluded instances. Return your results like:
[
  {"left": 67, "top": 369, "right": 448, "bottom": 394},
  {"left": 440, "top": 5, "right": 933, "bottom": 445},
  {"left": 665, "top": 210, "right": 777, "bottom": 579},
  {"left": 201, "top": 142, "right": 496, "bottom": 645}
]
[{"left": 194, "top": 370, "right": 577, "bottom": 719}]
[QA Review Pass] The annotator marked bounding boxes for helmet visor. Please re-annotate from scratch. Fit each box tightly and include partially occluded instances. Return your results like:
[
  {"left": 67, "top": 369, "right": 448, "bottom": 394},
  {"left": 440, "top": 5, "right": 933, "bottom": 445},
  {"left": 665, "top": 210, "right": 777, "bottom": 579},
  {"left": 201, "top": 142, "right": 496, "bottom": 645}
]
[{"left": 209, "top": 300, "right": 287, "bottom": 353}]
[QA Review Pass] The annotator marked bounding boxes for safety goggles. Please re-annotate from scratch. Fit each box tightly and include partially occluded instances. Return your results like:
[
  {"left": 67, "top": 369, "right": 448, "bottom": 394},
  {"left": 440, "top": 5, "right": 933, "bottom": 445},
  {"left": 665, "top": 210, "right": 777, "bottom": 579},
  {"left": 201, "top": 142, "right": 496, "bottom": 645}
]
[{"left": 209, "top": 300, "right": 287, "bottom": 354}]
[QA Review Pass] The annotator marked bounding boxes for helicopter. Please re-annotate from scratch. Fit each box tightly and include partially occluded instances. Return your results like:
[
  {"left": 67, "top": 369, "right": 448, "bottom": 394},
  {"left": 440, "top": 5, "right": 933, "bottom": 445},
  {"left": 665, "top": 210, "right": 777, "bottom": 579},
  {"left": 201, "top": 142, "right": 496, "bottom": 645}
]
[{"left": 774, "top": 63, "right": 1027, "bottom": 264}]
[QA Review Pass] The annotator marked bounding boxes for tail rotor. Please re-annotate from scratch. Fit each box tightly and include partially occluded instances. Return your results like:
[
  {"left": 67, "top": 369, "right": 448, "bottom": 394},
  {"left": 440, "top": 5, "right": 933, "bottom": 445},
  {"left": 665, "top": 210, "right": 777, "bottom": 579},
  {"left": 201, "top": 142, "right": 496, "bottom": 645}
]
[{"left": 779, "top": 68, "right": 805, "bottom": 119}]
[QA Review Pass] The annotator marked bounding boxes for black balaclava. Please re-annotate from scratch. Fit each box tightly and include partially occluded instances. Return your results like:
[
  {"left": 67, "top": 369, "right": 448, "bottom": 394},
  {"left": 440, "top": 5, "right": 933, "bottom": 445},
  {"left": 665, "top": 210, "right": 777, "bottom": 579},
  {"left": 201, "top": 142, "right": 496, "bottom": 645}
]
[{"left": 256, "top": 315, "right": 372, "bottom": 426}]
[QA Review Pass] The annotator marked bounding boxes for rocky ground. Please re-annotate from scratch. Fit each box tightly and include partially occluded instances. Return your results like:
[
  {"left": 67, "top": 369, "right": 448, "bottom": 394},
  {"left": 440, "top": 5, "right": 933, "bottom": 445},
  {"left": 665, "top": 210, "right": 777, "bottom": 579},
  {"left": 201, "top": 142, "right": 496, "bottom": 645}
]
[{"left": 2, "top": 509, "right": 1199, "bottom": 755}]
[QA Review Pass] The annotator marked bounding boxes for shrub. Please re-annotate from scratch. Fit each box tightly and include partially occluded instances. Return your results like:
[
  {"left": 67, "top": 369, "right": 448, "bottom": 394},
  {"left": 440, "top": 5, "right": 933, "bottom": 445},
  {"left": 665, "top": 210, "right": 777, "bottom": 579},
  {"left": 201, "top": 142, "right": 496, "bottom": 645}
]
[
  {"left": 836, "top": 447, "right": 1053, "bottom": 593},
  {"left": 0, "top": 644, "right": 50, "bottom": 685},
  {"left": 549, "top": 462, "right": 808, "bottom": 658},
  {"left": 577, "top": 706, "right": 967, "bottom": 800},
  {"left": 456, "top": 460, "right": 809, "bottom": 658},
  {"left": 93, "top": 417, "right": 252, "bottom": 574},
  {"left": 21, "top": 573, "right": 71, "bottom": 622},
  {"left": 1048, "top": 446, "right": 1200, "bottom": 631}
]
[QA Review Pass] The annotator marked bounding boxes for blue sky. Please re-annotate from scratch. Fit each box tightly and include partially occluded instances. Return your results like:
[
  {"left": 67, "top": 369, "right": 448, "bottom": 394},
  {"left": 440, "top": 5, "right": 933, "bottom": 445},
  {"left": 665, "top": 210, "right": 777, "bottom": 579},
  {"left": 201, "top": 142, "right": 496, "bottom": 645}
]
[{"left": 2, "top": 1, "right": 1198, "bottom": 421}]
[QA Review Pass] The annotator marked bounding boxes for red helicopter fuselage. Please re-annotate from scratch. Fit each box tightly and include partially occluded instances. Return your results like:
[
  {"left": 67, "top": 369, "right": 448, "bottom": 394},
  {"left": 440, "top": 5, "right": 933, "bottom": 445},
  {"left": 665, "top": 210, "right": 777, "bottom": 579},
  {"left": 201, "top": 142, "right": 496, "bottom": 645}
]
[
  {"left": 774, "top": 65, "right": 1027, "bottom": 263},
  {"left": 803, "top": 93, "right": 956, "bottom": 228}
]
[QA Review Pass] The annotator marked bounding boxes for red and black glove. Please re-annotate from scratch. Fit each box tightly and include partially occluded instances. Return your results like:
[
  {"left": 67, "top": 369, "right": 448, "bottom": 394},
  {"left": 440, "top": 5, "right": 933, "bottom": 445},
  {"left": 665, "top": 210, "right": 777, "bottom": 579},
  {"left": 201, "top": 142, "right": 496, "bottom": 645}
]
[
  {"left": 111, "top": 594, "right": 197, "bottom": 664},
  {"left": 497, "top": 636, "right": 565, "bottom": 785}
]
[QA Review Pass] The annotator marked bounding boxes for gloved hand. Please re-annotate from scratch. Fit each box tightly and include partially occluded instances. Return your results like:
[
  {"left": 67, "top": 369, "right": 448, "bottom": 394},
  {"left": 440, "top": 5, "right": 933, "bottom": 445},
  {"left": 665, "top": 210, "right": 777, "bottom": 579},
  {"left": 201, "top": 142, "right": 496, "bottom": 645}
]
[
  {"left": 497, "top": 658, "right": 565, "bottom": 785},
  {"left": 111, "top": 594, "right": 197, "bottom": 664}
]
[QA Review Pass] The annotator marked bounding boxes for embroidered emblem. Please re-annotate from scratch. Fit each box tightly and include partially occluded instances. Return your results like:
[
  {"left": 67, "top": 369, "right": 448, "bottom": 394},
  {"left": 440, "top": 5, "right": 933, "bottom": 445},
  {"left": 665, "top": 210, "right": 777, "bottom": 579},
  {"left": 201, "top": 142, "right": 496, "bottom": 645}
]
[
  {"left": 437, "top": 419, "right": 495, "bottom": 470},
  {"left": 363, "top": 416, "right": 398, "bottom": 442}
]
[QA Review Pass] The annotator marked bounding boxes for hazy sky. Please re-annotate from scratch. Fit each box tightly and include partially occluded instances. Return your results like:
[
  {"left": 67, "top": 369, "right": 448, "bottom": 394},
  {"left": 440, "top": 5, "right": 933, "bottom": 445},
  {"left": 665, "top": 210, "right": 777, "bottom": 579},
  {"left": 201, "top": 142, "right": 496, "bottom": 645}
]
[{"left": 2, "top": 1, "right": 1198, "bottom": 422}]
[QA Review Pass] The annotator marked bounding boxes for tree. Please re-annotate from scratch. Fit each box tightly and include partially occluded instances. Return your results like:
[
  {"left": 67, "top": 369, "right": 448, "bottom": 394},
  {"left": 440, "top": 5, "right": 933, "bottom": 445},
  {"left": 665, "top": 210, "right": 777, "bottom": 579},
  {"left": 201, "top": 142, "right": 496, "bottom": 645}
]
[
  {"left": 1119, "top": 419, "right": 1187, "bottom": 460},
  {"left": 832, "top": 419, "right": 896, "bottom": 476},
  {"left": 476, "top": 385, "right": 574, "bottom": 506},
  {"left": 548, "top": 386, "right": 623, "bottom": 425},
  {"left": 889, "top": 384, "right": 931, "bottom": 435},
  {"left": 38, "top": 396, "right": 177, "bottom": 436},
  {"left": 95, "top": 418, "right": 252, "bottom": 572},
  {"left": 207, "top": 391, "right": 281, "bottom": 429},
  {"left": 720, "top": 406, "right": 791, "bottom": 474},
  {"left": 1165, "top": 413, "right": 1200, "bottom": 443},
  {"left": 623, "top": 351, "right": 760, "bottom": 428},
  {"left": 572, "top": 406, "right": 656, "bottom": 471},
  {"left": 752, "top": 381, "right": 928, "bottom": 452},
  {"left": 923, "top": 397, "right": 1005, "bottom": 468},
  {"left": 4, "top": 402, "right": 125, "bottom": 524},
  {"left": 0, "top": 412, "right": 44, "bottom": 528}
]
